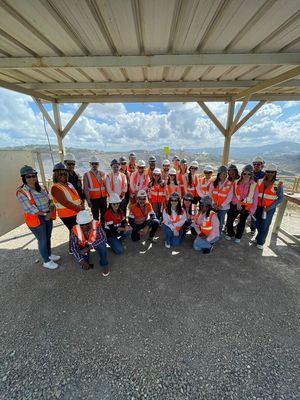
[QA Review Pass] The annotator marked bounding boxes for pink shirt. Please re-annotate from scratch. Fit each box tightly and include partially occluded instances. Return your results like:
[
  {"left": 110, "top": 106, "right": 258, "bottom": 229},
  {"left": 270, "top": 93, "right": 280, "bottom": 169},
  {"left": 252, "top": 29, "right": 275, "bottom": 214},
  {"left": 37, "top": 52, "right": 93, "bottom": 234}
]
[
  {"left": 232, "top": 180, "right": 259, "bottom": 214},
  {"left": 192, "top": 212, "right": 220, "bottom": 242}
]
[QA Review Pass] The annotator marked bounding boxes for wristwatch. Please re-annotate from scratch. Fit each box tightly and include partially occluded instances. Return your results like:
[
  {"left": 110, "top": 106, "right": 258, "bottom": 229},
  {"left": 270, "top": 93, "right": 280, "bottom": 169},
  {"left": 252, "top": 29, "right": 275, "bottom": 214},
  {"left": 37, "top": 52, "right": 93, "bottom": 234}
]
[{"left": 43, "top": 212, "right": 47, "bottom": 216}]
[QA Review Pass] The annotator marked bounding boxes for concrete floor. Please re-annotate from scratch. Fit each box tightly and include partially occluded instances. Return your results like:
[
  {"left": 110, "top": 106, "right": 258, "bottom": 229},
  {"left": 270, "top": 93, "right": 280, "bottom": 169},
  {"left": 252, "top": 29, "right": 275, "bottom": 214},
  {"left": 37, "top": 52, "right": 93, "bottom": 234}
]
[{"left": 0, "top": 220, "right": 299, "bottom": 400}]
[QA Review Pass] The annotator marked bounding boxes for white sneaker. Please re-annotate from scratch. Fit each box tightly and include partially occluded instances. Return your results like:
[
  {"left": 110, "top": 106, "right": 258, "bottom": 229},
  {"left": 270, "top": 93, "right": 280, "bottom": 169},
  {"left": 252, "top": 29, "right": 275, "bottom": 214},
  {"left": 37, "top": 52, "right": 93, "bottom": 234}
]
[
  {"left": 49, "top": 254, "right": 61, "bottom": 261},
  {"left": 225, "top": 235, "right": 232, "bottom": 241},
  {"left": 43, "top": 260, "right": 58, "bottom": 269},
  {"left": 257, "top": 244, "right": 264, "bottom": 250},
  {"left": 234, "top": 238, "right": 241, "bottom": 244},
  {"left": 165, "top": 241, "right": 171, "bottom": 249}
]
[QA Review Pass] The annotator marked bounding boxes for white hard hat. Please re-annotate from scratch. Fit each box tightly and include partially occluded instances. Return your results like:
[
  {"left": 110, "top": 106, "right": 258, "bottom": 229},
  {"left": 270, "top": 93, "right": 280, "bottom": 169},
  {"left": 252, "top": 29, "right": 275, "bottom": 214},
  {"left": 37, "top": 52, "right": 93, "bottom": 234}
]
[
  {"left": 76, "top": 210, "right": 93, "bottom": 225},
  {"left": 190, "top": 161, "right": 199, "bottom": 168},
  {"left": 90, "top": 156, "right": 99, "bottom": 163},
  {"left": 163, "top": 159, "right": 170, "bottom": 166},
  {"left": 137, "top": 189, "right": 147, "bottom": 198},
  {"left": 265, "top": 163, "right": 278, "bottom": 172},
  {"left": 137, "top": 160, "right": 146, "bottom": 167},
  {"left": 108, "top": 193, "right": 122, "bottom": 204},
  {"left": 64, "top": 153, "right": 76, "bottom": 162},
  {"left": 169, "top": 168, "right": 177, "bottom": 175},
  {"left": 153, "top": 168, "right": 161, "bottom": 175},
  {"left": 203, "top": 165, "right": 213, "bottom": 172},
  {"left": 252, "top": 156, "right": 264, "bottom": 163}
]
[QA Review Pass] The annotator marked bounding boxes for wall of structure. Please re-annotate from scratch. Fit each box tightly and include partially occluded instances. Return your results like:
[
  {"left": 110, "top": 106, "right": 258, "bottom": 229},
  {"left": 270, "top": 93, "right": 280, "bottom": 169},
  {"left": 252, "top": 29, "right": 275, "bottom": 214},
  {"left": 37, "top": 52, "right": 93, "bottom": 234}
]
[{"left": 0, "top": 150, "right": 35, "bottom": 236}]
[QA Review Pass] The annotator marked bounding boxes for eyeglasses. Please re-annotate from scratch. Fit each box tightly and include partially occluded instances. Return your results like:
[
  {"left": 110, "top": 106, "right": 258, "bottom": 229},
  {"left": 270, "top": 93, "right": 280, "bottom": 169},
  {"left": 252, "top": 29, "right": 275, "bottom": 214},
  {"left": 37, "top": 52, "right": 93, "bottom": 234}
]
[
  {"left": 25, "top": 174, "right": 36, "bottom": 179},
  {"left": 253, "top": 163, "right": 262, "bottom": 166},
  {"left": 66, "top": 162, "right": 75, "bottom": 166},
  {"left": 184, "top": 199, "right": 192, "bottom": 202},
  {"left": 243, "top": 172, "right": 251, "bottom": 176},
  {"left": 170, "top": 199, "right": 178, "bottom": 202},
  {"left": 153, "top": 174, "right": 160, "bottom": 177},
  {"left": 121, "top": 162, "right": 127, "bottom": 165},
  {"left": 91, "top": 162, "right": 99, "bottom": 166}
]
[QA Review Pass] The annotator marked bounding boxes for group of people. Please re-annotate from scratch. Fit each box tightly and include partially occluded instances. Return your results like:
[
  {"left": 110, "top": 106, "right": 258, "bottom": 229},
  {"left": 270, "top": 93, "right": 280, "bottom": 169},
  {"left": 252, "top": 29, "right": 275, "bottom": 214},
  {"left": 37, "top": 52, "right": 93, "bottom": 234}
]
[{"left": 16, "top": 153, "right": 283, "bottom": 276}]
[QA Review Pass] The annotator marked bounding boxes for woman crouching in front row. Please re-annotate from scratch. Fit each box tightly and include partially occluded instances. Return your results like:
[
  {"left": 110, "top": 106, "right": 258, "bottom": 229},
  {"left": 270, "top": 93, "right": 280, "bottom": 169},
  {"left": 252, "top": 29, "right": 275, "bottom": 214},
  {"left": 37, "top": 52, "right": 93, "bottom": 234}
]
[
  {"left": 192, "top": 196, "right": 220, "bottom": 254},
  {"left": 162, "top": 192, "right": 186, "bottom": 248}
]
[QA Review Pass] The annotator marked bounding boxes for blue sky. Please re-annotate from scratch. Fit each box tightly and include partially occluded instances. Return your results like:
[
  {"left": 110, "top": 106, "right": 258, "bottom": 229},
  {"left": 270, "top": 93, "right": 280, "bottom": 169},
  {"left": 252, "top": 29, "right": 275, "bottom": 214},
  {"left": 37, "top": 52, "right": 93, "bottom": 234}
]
[{"left": 0, "top": 88, "right": 299, "bottom": 151}]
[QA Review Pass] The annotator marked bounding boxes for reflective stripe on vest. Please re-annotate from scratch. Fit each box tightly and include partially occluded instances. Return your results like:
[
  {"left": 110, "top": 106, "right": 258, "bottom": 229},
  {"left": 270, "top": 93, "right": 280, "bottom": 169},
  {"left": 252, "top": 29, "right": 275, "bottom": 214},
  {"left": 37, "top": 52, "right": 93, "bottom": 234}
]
[
  {"left": 85, "top": 171, "right": 107, "bottom": 199},
  {"left": 200, "top": 177, "right": 212, "bottom": 195},
  {"left": 166, "top": 184, "right": 180, "bottom": 197},
  {"left": 200, "top": 211, "right": 215, "bottom": 235},
  {"left": 257, "top": 179, "right": 281, "bottom": 207},
  {"left": 164, "top": 209, "right": 183, "bottom": 231},
  {"left": 52, "top": 183, "right": 81, "bottom": 218},
  {"left": 16, "top": 188, "right": 41, "bottom": 228},
  {"left": 235, "top": 181, "right": 257, "bottom": 211},
  {"left": 131, "top": 172, "right": 147, "bottom": 191},
  {"left": 150, "top": 184, "right": 165, "bottom": 203},
  {"left": 72, "top": 220, "right": 100, "bottom": 247},
  {"left": 187, "top": 175, "right": 198, "bottom": 195},
  {"left": 212, "top": 180, "right": 231, "bottom": 205}
]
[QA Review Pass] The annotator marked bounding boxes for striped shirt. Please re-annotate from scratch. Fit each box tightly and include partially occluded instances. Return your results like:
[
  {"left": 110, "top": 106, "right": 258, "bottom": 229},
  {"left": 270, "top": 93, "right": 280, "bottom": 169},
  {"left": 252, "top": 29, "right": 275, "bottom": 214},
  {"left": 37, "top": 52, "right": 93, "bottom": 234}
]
[
  {"left": 70, "top": 224, "right": 107, "bottom": 263},
  {"left": 17, "top": 185, "right": 50, "bottom": 214}
]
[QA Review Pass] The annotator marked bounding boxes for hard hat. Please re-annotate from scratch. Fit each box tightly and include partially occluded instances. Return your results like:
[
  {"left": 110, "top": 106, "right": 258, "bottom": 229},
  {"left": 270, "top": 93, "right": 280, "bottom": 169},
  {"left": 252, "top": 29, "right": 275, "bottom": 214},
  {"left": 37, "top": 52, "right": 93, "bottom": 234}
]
[
  {"left": 242, "top": 164, "right": 253, "bottom": 173},
  {"left": 190, "top": 161, "right": 199, "bottom": 168},
  {"left": 108, "top": 193, "right": 122, "bottom": 203},
  {"left": 162, "top": 159, "right": 170, "bottom": 166},
  {"left": 172, "top": 155, "right": 180, "bottom": 161},
  {"left": 129, "top": 152, "right": 136, "bottom": 158},
  {"left": 228, "top": 164, "right": 238, "bottom": 171},
  {"left": 252, "top": 156, "right": 264, "bottom": 163},
  {"left": 90, "top": 156, "right": 99, "bottom": 163},
  {"left": 217, "top": 165, "right": 227, "bottom": 174},
  {"left": 137, "top": 160, "right": 146, "bottom": 167},
  {"left": 200, "top": 196, "right": 212, "bottom": 207},
  {"left": 110, "top": 158, "right": 120, "bottom": 166},
  {"left": 119, "top": 156, "right": 127, "bottom": 163},
  {"left": 265, "top": 163, "right": 278, "bottom": 172},
  {"left": 53, "top": 162, "right": 67, "bottom": 171},
  {"left": 170, "top": 192, "right": 180, "bottom": 200},
  {"left": 203, "top": 165, "right": 213, "bottom": 172},
  {"left": 64, "top": 153, "right": 75, "bottom": 162},
  {"left": 169, "top": 168, "right": 177, "bottom": 175},
  {"left": 76, "top": 210, "right": 93, "bottom": 225},
  {"left": 137, "top": 189, "right": 147, "bottom": 198},
  {"left": 20, "top": 165, "right": 37, "bottom": 176},
  {"left": 183, "top": 193, "right": 194, "bottom": 201},
  {"left": 153, "top": 168, "right": 161, "bottom": 175},
  {"left": 180, "top": 158, "right": 188, "bottom": 164},
  {"left": 149, "top": 155, "right": 156, "bottom": 162}
]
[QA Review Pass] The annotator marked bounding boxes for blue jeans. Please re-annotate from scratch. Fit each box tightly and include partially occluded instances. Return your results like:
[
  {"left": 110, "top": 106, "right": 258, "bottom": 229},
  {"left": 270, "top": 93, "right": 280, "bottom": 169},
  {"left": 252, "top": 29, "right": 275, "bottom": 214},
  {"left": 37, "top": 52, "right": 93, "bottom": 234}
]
[
  {"left": 130, "top": 219, "right": 159, "bottom": 241},
  {"left": 193, "top": 236, "right": 219, "bottom": 251},
  {"left": 255, "top": 206, "right": 276, "bottom": 246},
  {"left": 82, "top": 243, "right": 108, "bottom": 267},
  {"left": 29, "top": 216, "right": 53, "bottom": 263},
  {"left": 216, "top": 209, "right": 228, "bottom": 236},
  {"left": 107, "top": 232, "right": 129, "bottom": 255},
  {"left": 163, "top": 225, "right": 183, "bottom": 246}
]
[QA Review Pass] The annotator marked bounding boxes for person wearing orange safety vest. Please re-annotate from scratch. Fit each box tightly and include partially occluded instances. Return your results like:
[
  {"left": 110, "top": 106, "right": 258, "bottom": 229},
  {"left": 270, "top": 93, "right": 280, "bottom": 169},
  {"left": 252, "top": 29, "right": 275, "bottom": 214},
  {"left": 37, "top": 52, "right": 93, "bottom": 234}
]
[
  {"left": 209, "top": 165, "right": 233, "bottom": 236},
  {"left": 254, "top": 163, "right": 283, "bottom": 250},
  {"left": 147, "top": 155, "right": 157, "bottom": 180},
  {"left": 186, "top": 161, "right": 200, "bottom": 208},
  {"left": 162, "top": 192, "right": 186, "bottom": 248},
  {"left": 106, "top": 159, "right": 128, "bottom": 216},
  {"left": 129, "top": 160, "right": 149, "bottom": 204},
  {"left": 17, "top": 165, "right": 60, "bottom": 270},
  {"left": 83, "top": 156, "right": 107, "bottom": 224},
  {"left": 165, "top": 168, "right": 181, "bottom": 201},
  {"left": 196, "top": 165, "right": 214, "bottom": 199},
  {"left": 148, "top": 167, "right": 166, "bottom": 220},
  {"left": 192, "top": 196, "right": 220, "bottom": 254},
  {"left": 225, "top": 165, "right": 258, "bottom": 244},
  {"left": 161, "top": 159, "right": 171, "bottom": 184},
  {"left": 172, "top": 155, "right": 180, "bottom": 172},
  {"left": 70, "top": 210, "right": 109, "bottom": 276},
  {"left": 128, "top": 152, "right": 137, "bottom": 175},
  {"left": 177, "top": 158, "right": 188, "bottom": 196}
]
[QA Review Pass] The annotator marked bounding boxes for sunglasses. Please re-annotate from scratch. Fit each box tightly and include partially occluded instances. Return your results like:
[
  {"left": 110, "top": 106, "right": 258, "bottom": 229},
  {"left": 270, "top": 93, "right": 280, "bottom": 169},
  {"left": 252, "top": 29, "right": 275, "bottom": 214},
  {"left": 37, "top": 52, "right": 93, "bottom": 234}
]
[
  {"left": 190, "top": 167, "right": 197, "bottom": 170},
  {"left": 111, "top": 203, "right": 120, "bottom": 206},
  {"left": 253, "top": 163, "right": 262, "bottom": 166},
  {"left": 59, "top": 172, "right": 68, "bottom": 176},
  {"left": 204, "top": 171, "right": 212, "bottom": 174},
  {"left": 121, "top": 162, "right": 127, "bottom": 165},
  {"left": 91, "top": 162, "right": 99, "bottom": 166},
  {"left": 25, "top": 174, "right": 36, "bottom": 179},
  {"left": 153, "top": 174, "right": 160, "bottom": 177},
  {"left": 66, "top": 162, "right": 75, "bottom": 166},
  {"left": 184, "top": 199, "right": 192, "bottom": 202},
  {"left": 171, "top": 199, "right": 178, "bottom": 202},
  {"left": 243, "top": 172, "right": 251, "bottom": 176}
]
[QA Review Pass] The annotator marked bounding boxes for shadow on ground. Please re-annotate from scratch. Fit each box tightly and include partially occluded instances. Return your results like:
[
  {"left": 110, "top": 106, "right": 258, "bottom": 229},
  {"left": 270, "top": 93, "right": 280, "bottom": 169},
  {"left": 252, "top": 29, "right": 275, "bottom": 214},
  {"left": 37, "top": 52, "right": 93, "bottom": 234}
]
[{"left": 0, "top": 224, "right": 299, "bottom": 400}]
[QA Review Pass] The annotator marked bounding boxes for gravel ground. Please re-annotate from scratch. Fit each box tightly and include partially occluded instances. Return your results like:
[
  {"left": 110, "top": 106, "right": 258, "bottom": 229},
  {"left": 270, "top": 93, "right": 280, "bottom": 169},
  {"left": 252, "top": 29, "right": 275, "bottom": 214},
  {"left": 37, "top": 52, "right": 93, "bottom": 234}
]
[{"left": 0, "top": 221, "right": 299, "bottom": 400}]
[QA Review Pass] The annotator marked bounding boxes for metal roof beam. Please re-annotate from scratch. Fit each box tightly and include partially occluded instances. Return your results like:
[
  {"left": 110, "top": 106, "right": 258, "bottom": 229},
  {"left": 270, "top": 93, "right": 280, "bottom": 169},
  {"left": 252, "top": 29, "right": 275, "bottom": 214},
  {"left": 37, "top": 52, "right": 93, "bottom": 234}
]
[
  {"left": 0, "top": 53, "right": 299, "bottom": 69},
  {"left": 0, "top": 79, "right": 54, "bottom": 102},
  {"left": 233, "top": 101, "right": 266, "bottom": 133},
  {"left": 197, "top": 102, "right": 226, "bottom": 135},
  {"left": 19, "top": 79, "right": 300, "bottom": 91},
  {"left": 62, "top": 103, "right": 89, "bottom": 137}
]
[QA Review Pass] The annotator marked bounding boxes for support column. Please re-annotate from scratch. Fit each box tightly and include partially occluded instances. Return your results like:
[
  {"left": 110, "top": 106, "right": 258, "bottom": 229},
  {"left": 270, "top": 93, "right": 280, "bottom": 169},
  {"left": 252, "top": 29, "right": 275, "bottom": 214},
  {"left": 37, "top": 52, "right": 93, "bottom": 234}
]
[
  {"left": 222, "top": 101, "right": 235, "bottom": 165},
  {"left": 52, "top": 103, "right": 64, "bottom": 162}
]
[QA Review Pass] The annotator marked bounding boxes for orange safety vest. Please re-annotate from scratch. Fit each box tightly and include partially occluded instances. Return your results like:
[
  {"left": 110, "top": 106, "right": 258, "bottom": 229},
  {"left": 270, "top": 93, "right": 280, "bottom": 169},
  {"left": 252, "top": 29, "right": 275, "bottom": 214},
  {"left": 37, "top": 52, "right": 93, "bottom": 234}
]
[
  {"left": 85, "top": 171, "right": 107, "bottom": 199},
  {"left": 164, "top": 209, "right": 184, "bottom": 231},
  {"left": 212, "top": 180, "right": 232, "bottom": 206},
  {"left": 108, "top": 172, "right": 126, "bottom": 193},
  {"left": 235, "top": 180, "right": 257, "bottom": 211},
  {"left": 165, "top": 183, "right": 181, "bottom": 198},
  {"left": 187, "top": 175, "right": 199, "bottom": 197},
  {"left": 147, "top": 168, "right": 155, "bottom": 179},
  {"left": 177, "top": 173, "right": 187, "bottom": 195},
  {"left": 257, "top": 179, "right": 282, "bottom": 207},
  {"left": 16, "top": 187, "right": 41, "bottom": 228},
  {"left": 194, "top": 210, "right": 215, "bottom": 236},
  {"left": 130, "top": 171, "right": 148, "bottom": 193},
  {"left": 150, "top": 183, "right": 165, "bottom": 203},
  {"left": 199, "top": 177, "right": 213, "bottom": 196},
  {"left": 72, "top": 220, "right": 100, "bottom": 247},
  {"left": 52, "top": 183, "right": 81, "bottom": 218}
]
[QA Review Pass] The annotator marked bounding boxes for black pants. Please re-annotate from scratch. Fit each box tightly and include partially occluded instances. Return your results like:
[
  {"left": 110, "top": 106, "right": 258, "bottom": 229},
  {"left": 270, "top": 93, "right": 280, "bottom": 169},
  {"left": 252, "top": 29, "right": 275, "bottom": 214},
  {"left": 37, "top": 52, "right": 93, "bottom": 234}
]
[
  {"left": 119, "top": 197, "right": 128, "bottom": 217},
  {"left": 60, "top": 215, "right": 77, "bottom": 252},
  {"left": 226, "top": 204, "right": 249, "bottom": 239},
  {"left": 90, "top": 197, "right": 107, "bottom": 224},
  {"left": 129, "top": 219, "right": 159, "bottom": 242}
]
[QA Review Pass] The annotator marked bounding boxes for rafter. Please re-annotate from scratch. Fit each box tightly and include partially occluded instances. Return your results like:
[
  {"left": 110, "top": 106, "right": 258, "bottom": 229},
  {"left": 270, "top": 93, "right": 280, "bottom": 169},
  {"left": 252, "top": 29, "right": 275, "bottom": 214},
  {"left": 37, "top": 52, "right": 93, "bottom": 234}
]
[{"left": 198, "top": 102, "right": 226, "bottom": 135}]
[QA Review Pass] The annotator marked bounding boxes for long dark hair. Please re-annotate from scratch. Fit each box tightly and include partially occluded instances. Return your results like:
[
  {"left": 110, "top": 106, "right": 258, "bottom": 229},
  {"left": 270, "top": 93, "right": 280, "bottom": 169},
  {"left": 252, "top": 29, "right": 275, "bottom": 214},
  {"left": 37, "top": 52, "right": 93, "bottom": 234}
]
[
  {"left": 150, "top": 175, "right": 163, "bottom": 187},
  {"left": 167, "top": 198, "right": 182, "bottom": 215},
  {"left": 167, "top": 175, "right": 178, "bottom": 185},
  {"left": 213, "top": 173, "right": 221, "bottom": 188},
  {"left": 183, "top": 199, "right": 192, "bottom": 215},
  {"left": 187, "top": 167, "right": 196, "bottom": 186},
  {"left": 264, "top": 172, "right": 277, "bottom": 183},
  {"left": 228, "top": 169, "right": 240, "bottom": 181},
  {"left": 21, "top": 175, "right": 41, "bottom": 192},
  {"left": 108, "top": 203, "right": 121, "bottom": 213},
  {"left": 203, "top": 204, "right": 213, "bottom": 218}
]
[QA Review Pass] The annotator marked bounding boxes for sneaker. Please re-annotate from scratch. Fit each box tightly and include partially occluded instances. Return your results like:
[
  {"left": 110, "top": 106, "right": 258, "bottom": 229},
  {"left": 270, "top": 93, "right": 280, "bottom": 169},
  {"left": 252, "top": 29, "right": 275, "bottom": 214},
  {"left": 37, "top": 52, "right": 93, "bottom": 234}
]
[
  {"left": 43, "top": 261, "right": 58, "bottom": 270},
  {"left": 234, "top": 238, "right": 241, "bottom": 244},
  {"left": 225, "top": 235, "right": 232, "bottom": 241},
  {"left": 257, "top": 244, "right": 264, "bottom": 250},
  {"left": 203, "top": 246, "right": 213, "bottom": 254},
  {"left": 165, "top": 241, "right": 171, "bottom": 249},
  {"left": 68, "top": 251, "right": 73, "bottom": 255},
  {"left": 102, "top": 267, "right": 110, "bottom": 277},
  {"left": 49, "top": 254, "right": 61, "bottom": 261},
  {"left": 250, "top": 230, "right": 255, "bottom": 236}
]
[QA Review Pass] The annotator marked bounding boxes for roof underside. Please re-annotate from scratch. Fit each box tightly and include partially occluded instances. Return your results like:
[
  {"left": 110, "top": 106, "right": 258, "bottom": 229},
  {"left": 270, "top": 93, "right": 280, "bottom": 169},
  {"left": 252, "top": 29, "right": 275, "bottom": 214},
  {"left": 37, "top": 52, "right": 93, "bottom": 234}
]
[{"left": 0, "top": 0, "right": 299, "bottom": 103}]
